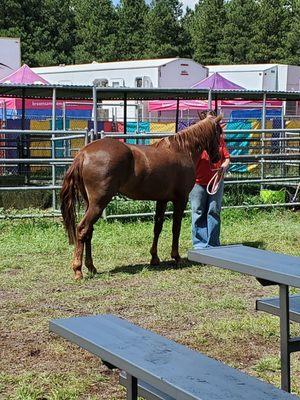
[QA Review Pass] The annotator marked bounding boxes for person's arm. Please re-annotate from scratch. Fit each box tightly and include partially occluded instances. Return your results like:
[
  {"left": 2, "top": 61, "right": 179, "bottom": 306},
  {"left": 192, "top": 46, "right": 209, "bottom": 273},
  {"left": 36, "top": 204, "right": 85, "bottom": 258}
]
[{"left": 220, "top": 136, "right": 230, "bottom": 171}]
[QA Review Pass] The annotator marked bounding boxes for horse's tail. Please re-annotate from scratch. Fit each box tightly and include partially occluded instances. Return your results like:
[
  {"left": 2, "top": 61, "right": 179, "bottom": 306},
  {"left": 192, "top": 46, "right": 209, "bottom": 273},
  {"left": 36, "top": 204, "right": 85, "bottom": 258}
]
[{"left": 60, "top": 152, "right": 87, "bottom": 245}]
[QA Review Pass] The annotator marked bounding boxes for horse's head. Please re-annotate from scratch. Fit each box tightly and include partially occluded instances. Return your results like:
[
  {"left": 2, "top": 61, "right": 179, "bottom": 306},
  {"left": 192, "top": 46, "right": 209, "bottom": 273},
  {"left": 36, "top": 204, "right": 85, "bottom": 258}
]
[{"left": 201, "top": 111, "right": 222, "bottom": 164}]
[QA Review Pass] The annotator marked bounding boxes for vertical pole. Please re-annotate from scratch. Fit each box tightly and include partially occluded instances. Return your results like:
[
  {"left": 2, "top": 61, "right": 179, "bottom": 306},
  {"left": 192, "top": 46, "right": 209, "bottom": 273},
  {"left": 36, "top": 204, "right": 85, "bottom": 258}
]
[
  {"left": 52, "top": 88, "right": 57, "bottom": 211},
  {"left": 279, "top": 284, "right": 291, "bottom": 392},
  {"left": 124, "top": 92, "right": 127, "bottom": 137},
  {"left": 21, "top": 89, "right": 26, "bottom": 130},
  {"left": 84, "top": 128, "right": 89, "bottom": 146},
  {"left": 21, "top": 89, "right": 29, "bottom": 183},
  {"left": 126, "top": 374, "right": 138, "bottom": 400},
  {"left": 62, "top": 101, "right": 66, "bottom": 131},
  {"left": 3, "top": 101, "right": 7, "bottom": 127},
  {"left": 208, "top": 90, "right": 212, "bottom": 110},
  {"left": 214, "top": 95, "right": 218, "bottom": 115},
  {"left": 92, "top": 85, "right": 97, "bottom": 141},
  {"left": 136, "top": 104, "right": 140, "bottom": 134},
  {"left": 175, "top": 98, "right": 180, "bottom": 133},
  {"left": 260, "top": 93, "right": 267, "bottom": 190}
]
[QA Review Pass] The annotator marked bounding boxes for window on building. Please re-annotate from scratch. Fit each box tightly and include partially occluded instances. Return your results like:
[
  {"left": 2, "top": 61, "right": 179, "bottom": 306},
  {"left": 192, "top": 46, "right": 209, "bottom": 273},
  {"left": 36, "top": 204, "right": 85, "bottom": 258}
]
[
  {"left": 93, "top": 79, "right": 108, "bottom": 87},
  {"left": 135, "top": 77, "right": 143, "bottom": 88}
]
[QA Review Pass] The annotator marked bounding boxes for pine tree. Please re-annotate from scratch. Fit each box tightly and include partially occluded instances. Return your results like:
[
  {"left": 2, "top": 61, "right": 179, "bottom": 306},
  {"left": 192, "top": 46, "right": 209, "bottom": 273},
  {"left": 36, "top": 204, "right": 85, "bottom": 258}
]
[
  {"left": 116, "top": 0, "right": 149, "bottom": 60},
  {"left": 277, "top": 0, "right": 298, "bottom": 64},
  {"left": 144, "top": 0, "right": 185, "bottom": 58},
  {"left": 250, "top": 0, "right": 289, "bottom": 63},
  {"left": 33, "top": 0, "right": 75, "bottom": 66},
  {"left": 73, "top": 0, "right": 118, "bottom": 64},
  {"left": 0, "top": 0, "right": 75, "bottom": 66},
  {"left": 189, "top": 0, "right": 225, "bottom": 65},
  {"left": 219, "top": 0, "right": 259, "bottom": 64}
]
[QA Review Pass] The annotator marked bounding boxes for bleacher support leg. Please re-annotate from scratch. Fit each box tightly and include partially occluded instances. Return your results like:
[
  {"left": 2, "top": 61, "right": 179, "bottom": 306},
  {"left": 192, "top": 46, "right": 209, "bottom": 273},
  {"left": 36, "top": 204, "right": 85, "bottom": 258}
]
[
  {"left": 280, "top": 284, "right": 291, "bottom": 392},
  {"left": 126, "top": 374, "right": 138, "bottom": 400}
]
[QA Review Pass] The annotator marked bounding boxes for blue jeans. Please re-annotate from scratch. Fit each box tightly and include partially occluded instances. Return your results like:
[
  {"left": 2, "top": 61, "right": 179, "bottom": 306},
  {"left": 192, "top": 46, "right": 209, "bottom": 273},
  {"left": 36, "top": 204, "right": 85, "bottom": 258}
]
[{"left": 189, "top": 182, "right": 224, "bottom": 249}]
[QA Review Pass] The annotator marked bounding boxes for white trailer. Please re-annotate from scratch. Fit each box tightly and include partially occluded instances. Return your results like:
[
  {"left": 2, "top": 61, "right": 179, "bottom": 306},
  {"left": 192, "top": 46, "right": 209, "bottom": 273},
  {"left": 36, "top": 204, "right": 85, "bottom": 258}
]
[
  {"left": 33, "top": 58, "right": 207, "bottom": 88},
  {"left": 33, "top": 58, "right": 207, "bottom": 123},
  {"left": 0, "top": 37, "right": 21, "bottom": 80},
  {"left": 208, "top": 63, "right": 300, "bottom": 92}
]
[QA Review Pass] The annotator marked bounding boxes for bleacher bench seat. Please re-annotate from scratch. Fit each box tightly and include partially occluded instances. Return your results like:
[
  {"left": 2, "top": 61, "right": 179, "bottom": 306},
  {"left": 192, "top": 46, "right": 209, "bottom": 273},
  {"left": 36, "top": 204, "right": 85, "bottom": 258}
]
[
  {"left": 49, "top": 314, "right": 299, "bottom": 400},
  {"left": 256, "top": 294, "right": 300, "bottom": 323}
]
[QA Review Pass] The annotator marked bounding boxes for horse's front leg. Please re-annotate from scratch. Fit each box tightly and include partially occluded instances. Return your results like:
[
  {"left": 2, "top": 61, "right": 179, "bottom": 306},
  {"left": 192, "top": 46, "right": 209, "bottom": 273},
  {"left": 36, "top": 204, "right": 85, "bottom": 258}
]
[
  {"left": 150, "top": 200, "right": 167, "bottom": 266},
  {"left": 171, "top": 197, "right": 188, "bottom": 264}
]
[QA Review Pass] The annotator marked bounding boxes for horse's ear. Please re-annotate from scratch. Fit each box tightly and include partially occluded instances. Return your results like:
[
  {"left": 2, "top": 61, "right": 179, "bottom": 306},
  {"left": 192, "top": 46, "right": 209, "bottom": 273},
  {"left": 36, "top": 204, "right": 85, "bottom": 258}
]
[{"left": 215, "top": 114, "right": 223, "bottom": 123}]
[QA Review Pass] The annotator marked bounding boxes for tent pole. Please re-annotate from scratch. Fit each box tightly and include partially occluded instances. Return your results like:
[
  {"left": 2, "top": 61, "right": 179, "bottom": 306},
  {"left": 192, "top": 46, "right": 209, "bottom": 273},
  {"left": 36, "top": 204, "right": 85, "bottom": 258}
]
[
  {"left": 214, "top": 95, "right": 218, "bottom": 115},
  {"left": 175, "top": 98, "right": 180, "bottom": 132},
  {"left": 208, "top": 90, "right": 212, "bottom": 110}
]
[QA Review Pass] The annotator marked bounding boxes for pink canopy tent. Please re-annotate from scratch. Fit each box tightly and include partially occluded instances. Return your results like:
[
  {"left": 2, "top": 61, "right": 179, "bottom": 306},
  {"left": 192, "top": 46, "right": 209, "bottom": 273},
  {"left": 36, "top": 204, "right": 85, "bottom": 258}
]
[
  {"left": 191, "top": 72, "right": 244, "bottom": 90},
  {"left": 148, "top": 73, "right": 282, "bottom": 112},
  {"left": 0, "top": 64, "right": 92, "bottom": 119}
]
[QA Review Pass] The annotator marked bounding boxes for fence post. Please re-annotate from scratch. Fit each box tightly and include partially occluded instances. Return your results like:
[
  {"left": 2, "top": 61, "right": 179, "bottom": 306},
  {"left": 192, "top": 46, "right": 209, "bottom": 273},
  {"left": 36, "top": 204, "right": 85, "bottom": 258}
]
[
  {"left": 52, "top": 88, "right": 57, "bottom": 211},
  {"left": 85, "top": 128, "right": 89, "bottom": 146},
  {"left": 100, "top": 130, "right": 107, "bottom": 220},
  {"left": 260, "top": 93, "right": 267, "bottom": 191}
]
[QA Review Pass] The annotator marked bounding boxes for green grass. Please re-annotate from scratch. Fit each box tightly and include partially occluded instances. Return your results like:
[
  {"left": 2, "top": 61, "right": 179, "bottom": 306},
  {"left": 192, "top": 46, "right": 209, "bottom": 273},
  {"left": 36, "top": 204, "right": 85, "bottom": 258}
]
[{"left": 0, "top": 209, "right": 300, "bottom": 399}]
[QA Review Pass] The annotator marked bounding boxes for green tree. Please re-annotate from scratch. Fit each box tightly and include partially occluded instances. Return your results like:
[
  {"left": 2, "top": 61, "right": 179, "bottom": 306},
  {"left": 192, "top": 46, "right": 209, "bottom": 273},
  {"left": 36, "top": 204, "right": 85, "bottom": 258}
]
[
  {"left": 249, "top": 0, "right": 289, "bottom": 63},
  {"left": 116, "top": 0, "right": 149, "bottom": 60},
  {"left": 278, "top": 0, "right": 299, "bottom": 64},
  {"left": 219, "top": 0, "right": 259, "bottom": 64},
  {"left": 0, "top": 0, "right": 75, "bottom": 66},
  {"left": 33, "top": 0, "right": 75, "bottom": 66},
  {"left": 73, "top": 0, "right": 118, "bottom": 64},
  {"left": 144, "top": 0, "right": 186, "bottom": 58},
  {"left": 189, "top": 0, "right": 225, "bottom": 65}
]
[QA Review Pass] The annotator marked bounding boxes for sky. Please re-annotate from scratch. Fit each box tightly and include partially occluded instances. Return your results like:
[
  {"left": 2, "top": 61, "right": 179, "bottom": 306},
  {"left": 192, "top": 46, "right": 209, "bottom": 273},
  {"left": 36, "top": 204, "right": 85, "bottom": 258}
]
[{"left": 112, "top": 0, "right": 198, "bottom": 11}]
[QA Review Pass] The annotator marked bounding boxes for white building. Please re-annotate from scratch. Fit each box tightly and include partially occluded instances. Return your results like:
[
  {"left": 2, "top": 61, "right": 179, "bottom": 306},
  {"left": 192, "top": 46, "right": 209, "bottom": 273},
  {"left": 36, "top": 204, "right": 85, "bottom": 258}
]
[
  {"left": 0, "top": 37, "right": 21, "bottom": 80},
  {"left": 208, "top": 63, "right": 300, "bottom": 92},
  {"left": 33, "top": 58, "right": 207, "bottom": 89}
]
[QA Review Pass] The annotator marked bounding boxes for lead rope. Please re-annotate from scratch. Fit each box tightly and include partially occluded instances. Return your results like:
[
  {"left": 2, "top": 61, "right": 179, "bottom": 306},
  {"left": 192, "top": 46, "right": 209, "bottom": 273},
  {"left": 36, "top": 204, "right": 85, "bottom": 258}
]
[{"left": 206, "top": 168, "right": 225, "bottom": 195}]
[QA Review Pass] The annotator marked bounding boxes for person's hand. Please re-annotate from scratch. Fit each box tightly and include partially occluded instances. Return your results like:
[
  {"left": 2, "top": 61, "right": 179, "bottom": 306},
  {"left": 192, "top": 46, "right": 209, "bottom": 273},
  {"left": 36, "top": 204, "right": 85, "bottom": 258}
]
[{"left": 221, "top": 159, "right": 230, "bottom": 172}]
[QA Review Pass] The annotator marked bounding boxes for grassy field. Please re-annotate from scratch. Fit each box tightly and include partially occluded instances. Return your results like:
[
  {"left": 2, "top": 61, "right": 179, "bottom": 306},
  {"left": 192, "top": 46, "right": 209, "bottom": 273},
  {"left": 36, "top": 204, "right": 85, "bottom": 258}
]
[{"left": 0, "top": 208, "right": 300, "bottom": 399}]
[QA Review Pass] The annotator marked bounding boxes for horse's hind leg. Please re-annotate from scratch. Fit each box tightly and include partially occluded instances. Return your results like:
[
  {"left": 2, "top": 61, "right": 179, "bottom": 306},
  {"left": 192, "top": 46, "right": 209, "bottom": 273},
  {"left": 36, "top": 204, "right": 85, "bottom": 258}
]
[
  {"left": 84, "top": 227, "right": 97, "bottom": 275},
  {"left": 150, "top": 200, "right": 167, "bottom": 266},
  {"left": 171, "top": 197, "right": 188, "bottom": 264},
  {"left": 72, "top": 203, "right": 102, "bottom": 279}
]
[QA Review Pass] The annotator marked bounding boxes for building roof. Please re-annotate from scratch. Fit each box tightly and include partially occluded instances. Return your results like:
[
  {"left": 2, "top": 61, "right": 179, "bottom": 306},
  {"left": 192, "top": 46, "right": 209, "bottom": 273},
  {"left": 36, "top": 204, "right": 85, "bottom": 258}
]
[
  {"left": 0, "top": 84, "right": 300, "bottom": 101},
  {"left": 208, "top": 64, "right": 279, "bottom": 72},
  {"left": 33, "top": 58, "right": 182, "bottom": 75}
]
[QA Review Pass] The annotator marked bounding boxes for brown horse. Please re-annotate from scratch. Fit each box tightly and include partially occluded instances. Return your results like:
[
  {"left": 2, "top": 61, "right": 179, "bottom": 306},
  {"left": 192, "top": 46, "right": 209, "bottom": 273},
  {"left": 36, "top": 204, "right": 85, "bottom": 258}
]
[{"left": 60, "top": 114, "right": 222, "bottom": 279}]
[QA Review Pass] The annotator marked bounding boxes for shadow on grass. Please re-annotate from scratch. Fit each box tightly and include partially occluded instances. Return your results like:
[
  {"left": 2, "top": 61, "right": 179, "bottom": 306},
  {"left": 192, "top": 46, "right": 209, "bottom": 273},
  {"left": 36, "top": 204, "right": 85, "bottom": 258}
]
[
  {"left": 94, "top": 257, "right": 196, "bottom": 277},
  {"left": 225, "top": 241, "right": 266, "bottom": 249}
]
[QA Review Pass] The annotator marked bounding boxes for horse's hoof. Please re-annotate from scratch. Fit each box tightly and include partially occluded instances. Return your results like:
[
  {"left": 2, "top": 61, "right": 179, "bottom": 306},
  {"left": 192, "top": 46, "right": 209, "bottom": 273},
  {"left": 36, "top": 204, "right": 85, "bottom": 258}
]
[
  {"left": 74, "top": 271, "right": 83, "bottom": 280},
  {"left": 172, "top": 255, "right": 182, "bottom": 265},
  {"left": 86, "top": 266, "right": 97, "bottom": 275},
  {"left": 150, "top": 256, "right": 160, "bottom": 266}
]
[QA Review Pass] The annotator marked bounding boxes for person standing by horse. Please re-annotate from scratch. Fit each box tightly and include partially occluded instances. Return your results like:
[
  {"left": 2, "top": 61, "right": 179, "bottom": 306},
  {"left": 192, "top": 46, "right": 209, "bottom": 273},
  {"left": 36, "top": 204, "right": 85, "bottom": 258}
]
[{"left": 190, "top": 111, "right": 230, "bottom": 249}]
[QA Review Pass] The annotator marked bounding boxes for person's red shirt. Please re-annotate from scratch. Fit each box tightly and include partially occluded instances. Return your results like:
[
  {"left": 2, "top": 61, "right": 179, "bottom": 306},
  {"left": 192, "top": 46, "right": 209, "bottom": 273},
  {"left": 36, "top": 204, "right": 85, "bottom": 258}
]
[{"left": 195, "top": 136, "right": 230, "bottom": 186}]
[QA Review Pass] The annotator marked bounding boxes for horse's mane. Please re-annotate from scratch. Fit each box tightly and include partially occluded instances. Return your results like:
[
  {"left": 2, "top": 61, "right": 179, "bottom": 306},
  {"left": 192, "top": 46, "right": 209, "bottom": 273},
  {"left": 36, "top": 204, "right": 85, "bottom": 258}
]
[{"left": 153, "top": 117, "right": 215, "bottom": 155}]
